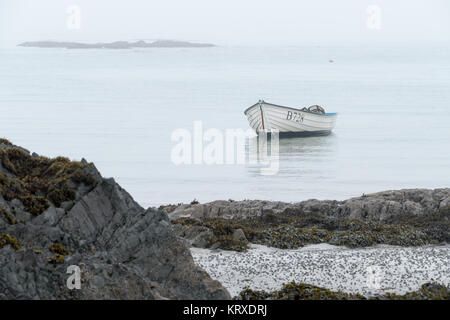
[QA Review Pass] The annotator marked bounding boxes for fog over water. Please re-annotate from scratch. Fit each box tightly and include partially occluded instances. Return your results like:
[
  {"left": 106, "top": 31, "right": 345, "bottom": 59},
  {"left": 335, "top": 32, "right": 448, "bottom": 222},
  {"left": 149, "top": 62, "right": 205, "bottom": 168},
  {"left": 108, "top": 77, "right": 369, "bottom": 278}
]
[
  {"left": 1, "top": 45, "right": 449, "bottom": 207},
  {"left": 1, "top": 0, "right": 450, "bottom": 47},
  {"left": 0, "top": 1, "right": 449, "bottom": 207}
]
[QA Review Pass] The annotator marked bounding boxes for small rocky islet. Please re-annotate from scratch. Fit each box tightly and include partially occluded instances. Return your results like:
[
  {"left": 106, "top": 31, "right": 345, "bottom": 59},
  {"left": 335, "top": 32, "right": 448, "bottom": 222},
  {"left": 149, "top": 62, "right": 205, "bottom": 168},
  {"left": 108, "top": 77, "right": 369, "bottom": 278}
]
[
  {"left": 0, "top": 138, "right": 449, "bottom": 299},
  {"left": 17, "top": 40, "right": 215, "bottom": 49}
]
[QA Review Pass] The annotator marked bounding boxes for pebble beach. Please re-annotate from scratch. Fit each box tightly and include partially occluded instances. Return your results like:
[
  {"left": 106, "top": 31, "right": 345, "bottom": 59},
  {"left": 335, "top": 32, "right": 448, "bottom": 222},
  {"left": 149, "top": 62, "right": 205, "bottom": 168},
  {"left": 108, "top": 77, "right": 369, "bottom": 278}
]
[{"left": 191, "top": 243, "right": 450, "bottom": 297}]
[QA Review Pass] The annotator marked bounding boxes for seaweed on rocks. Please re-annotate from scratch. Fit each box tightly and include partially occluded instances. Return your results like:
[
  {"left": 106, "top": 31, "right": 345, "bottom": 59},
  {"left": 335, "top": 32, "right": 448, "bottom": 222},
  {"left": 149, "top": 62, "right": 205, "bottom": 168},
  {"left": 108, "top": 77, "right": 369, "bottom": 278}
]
[
  {"left": 171, "top": 204, "right": 449, "bottom": 250},
  {"left": 236, "top": 281, "right": 450, "bottom": 300},
  {"left": 236, "top": 281, "right": 365, "bottom": 300},
  {"left": 49, "top": 242, "right": 69, "bottom": 255},
  {"left": 0, "top": 233, "right": 20, "bottom": 250},
  {"left": 0, "top": 144, "right": 98, "bottom": 223}
]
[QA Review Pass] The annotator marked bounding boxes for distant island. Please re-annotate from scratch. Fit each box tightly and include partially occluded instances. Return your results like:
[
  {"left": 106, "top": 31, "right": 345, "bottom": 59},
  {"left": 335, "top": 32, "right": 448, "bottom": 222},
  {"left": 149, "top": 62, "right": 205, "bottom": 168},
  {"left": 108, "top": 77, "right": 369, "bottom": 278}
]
[{"left": 17, "top": 40, "right": 216, "bottom": 49}]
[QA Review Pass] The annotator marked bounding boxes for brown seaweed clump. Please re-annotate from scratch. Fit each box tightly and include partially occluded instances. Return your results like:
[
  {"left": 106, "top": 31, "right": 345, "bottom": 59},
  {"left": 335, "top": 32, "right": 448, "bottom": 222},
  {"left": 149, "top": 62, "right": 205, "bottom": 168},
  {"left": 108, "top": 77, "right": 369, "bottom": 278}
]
[
  {"left": 0, "top": 233, "right": 20, "bottom": 250},
  {"left": 49, "top": 242, "right": 69, "bottom": 255},
  {"left": 236, "top": 281, "right": 365, "bottom": 300},
  {"left": 48, "top": 254, "right": 65, "bottom": 265},
  {"left": 236, "top": 281, "right": 450, "bottom": 300}
]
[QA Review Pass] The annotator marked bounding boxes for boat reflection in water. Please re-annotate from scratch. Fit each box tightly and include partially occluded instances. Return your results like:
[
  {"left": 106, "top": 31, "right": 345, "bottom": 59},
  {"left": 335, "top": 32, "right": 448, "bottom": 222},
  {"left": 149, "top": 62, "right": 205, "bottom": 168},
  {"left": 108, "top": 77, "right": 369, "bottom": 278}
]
[{"left": 245, "top": 132, "right": 338, "bottom": 179}]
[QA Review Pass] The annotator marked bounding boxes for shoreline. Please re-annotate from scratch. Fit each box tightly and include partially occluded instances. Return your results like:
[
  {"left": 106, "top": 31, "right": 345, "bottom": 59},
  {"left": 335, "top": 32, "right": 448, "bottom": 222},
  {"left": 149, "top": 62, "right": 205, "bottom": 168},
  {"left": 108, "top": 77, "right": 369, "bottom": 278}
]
[
  {"left": 169, "top": 189, "right": 449, "bottom": 298},
  {"left": 1, "top": 138, "right": 448, "bottom": 299},
  {"left": 165, "top": 191, "right": 449, "bottom": 250}
]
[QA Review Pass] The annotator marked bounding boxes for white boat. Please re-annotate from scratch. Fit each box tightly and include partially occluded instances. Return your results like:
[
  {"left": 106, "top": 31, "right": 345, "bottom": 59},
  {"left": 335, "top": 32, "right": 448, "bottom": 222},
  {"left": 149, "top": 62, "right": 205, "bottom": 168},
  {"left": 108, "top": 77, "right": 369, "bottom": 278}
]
[{"left": 244, "top": 100, "right": 337, "bottom": 137}]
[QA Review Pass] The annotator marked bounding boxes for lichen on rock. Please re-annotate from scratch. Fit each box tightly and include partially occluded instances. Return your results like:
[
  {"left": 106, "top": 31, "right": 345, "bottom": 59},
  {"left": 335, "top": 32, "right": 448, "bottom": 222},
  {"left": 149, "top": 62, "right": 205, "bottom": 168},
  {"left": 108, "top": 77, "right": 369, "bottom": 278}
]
[{"left": 0, "top": 143, "right": 100, "bottom": 224}]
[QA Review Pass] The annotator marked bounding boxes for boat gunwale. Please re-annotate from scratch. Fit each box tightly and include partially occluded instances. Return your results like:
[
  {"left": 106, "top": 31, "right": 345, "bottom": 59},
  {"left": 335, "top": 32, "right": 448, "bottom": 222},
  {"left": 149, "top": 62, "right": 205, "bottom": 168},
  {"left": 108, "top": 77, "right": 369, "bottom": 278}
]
[{"left": 244, "top": 101, "right": 338, "bottom": 117}]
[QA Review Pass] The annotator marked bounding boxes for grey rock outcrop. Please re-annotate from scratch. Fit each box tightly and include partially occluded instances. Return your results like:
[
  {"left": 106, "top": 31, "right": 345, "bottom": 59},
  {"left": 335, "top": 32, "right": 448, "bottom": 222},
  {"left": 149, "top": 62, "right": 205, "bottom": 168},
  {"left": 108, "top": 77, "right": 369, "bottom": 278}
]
[
  {"left": 172, "top": 223, "right": 214, "bottom": 248},
  {"left": 0, "top": 141, "right": 230, "bottom": 300},
  {"left": 166, "top": 189, "right": 449, "bottom": 250},
  {"left": 166, "top": 189, "right": 450, "bottom": 222},
  {"left": 232, "top": 229, "right": 248, "bottom": 243}
]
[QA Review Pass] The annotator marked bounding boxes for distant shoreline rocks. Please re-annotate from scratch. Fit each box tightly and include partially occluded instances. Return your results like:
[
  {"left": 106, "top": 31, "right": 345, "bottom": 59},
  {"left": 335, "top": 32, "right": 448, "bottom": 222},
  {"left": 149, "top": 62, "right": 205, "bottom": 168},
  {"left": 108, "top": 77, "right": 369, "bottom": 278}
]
[{"left": 17, "top": 40, "right": 216, "bottom": 49}]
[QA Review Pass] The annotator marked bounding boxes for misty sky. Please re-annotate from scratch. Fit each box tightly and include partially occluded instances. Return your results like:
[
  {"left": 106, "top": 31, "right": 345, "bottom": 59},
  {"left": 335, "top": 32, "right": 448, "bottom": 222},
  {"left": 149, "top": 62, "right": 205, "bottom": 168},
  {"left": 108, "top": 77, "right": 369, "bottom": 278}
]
[{"left": 1, "top": 0, "right": 449, "bottom": 47}]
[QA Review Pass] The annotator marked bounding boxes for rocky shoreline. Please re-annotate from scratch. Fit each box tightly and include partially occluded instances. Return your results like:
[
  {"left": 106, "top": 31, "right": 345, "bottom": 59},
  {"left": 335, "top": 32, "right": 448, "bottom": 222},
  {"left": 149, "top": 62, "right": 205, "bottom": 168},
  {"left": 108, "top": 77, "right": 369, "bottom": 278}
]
[
  {"left": 165, "top": 181, "right": 449, "bottom": 299},
  {"left": 0, "top": 139, "right": 229, "bottom": 299},
  {"left": 164, "top": 190, "right": 449, "bottom": 250},
  {"left": 1, "top": 138, "right": 448, "bottom": 300}
]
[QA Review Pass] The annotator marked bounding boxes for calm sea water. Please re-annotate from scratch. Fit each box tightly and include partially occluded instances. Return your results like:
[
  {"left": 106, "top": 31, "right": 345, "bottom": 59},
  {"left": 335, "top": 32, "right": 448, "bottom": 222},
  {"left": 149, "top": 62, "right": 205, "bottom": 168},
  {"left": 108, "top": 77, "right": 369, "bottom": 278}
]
[{"left": 0, "top": 46, "right": 449, "bottom": 207}]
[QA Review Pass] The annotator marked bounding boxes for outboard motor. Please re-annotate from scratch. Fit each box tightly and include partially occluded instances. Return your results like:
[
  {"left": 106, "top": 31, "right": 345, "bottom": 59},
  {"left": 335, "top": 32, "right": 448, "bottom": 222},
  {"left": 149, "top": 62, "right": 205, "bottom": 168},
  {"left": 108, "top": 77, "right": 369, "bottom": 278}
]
[{"left": 307, "top": 105, "right": 326, "bottom": 114}]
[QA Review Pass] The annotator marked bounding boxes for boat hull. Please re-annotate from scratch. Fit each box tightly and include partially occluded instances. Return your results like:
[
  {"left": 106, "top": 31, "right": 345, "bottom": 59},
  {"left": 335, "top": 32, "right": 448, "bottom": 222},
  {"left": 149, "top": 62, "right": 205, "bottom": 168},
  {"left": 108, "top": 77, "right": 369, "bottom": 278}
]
[{"left": 244, "top": 101, "right": 337, "bottom": 136}]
